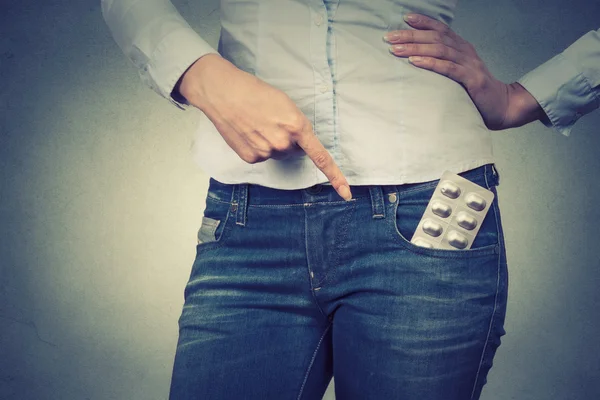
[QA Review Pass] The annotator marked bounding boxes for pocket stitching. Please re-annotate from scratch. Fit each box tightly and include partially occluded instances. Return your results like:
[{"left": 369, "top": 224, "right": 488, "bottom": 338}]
[{"left": 389, "top": 196, "right": 499, "bottom": 259}]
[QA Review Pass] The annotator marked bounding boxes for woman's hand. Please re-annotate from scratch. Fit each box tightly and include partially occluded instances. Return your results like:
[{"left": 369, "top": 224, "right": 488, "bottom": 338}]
[
  {"left": 179, "top": 54, "right": 353, "bottom": 200},
  {"left": 384, "top": 13, "right": 517, "bottom": 131}
]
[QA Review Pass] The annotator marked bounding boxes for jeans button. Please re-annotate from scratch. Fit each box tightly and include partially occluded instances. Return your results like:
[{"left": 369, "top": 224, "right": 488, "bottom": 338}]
[{"left": 305, "top": 184, "right": 323, "bottom": 194}]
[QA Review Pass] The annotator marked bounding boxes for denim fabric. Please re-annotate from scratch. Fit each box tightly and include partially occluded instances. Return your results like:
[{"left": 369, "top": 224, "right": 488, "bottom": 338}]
[{"left": 169, "top": 164, "right": 508, "bottom": 400}]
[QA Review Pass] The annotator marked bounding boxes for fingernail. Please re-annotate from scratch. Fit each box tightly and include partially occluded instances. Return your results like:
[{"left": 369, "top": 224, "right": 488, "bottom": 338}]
[
  {"left": 383, "top": 32, "right": 400, "bottom": 42},
  {"left": 339, "top": 185, "right": 352, "bottom": 201},
  {"left": 404, "top": 14, "right": 419, "bottom": 23},
  {"left": 409, "top": 56, "right": 424, "bottom": 62}
]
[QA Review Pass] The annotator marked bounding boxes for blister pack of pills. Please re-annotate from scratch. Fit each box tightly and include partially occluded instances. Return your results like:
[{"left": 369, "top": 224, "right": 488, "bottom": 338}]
[{"left": 410, "top": 170, "right": 495, "bottom": 250}]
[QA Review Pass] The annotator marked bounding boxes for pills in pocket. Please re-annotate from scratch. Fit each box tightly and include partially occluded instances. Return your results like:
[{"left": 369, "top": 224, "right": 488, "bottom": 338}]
[{"left": 410, "top": 170, "right": 495, "bottom": 250}]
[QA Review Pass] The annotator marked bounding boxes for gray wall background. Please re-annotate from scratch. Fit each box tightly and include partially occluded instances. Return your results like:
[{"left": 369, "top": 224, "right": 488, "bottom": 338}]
[{"left": 1, "top": 0, "right": 599, "bottom": 399}]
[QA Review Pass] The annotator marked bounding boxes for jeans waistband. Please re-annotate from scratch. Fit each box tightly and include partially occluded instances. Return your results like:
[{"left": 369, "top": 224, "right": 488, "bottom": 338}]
[{"left": 206, "top": 163, "right": 499, "bottom": 227}]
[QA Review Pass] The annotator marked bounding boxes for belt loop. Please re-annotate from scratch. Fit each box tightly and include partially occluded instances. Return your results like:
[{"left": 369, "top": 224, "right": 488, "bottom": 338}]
[
  {"left": 491, "top": 163, "right": 500, "bottom": 185},
  {"left": 369, "top": 186, "right": 385, "bottom": 219},
  {"left": 229, "top": 184, "right": 239, "bottom": 222},
  {"left": 235, "top": 183, "right": 249, "bottom": 226},
  {"left": 483, "top": 164, "right": 490, "bottom": 189}
]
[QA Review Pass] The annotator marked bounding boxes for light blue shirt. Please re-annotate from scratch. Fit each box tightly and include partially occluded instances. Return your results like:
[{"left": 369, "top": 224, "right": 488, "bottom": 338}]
[{"left": 101, "top": 0, "right": 599, "bottom": 189}]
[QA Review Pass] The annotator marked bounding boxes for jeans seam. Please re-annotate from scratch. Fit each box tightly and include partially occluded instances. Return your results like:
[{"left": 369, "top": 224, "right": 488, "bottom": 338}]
[
  {"left": 470, "top": 190, "right": 503, "bottom": 399},
  {"left": 304, "top": 205, "right": 332, "bottom": 321},
  {"left": 296, "top": 322, "right": 332, "bottom": 400},
  {"left": 313, "top": 201, "right": 356, "bottom": 289},
  {"left": 484, "top": 164, "right": 492, "bottom": 189}
]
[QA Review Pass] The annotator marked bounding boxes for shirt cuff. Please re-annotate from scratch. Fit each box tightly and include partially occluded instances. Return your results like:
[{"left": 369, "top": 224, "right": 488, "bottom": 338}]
[
  {"left": 517, "top": 52, "right": 598, "bottom": 137},
  {"left": 146, "top": 27, "right": 220, "bottom": 110}
]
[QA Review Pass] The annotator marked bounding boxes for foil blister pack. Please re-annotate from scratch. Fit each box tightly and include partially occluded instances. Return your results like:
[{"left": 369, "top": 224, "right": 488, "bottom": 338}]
[{"left": 410, "top": 170, "right": 495, "bottom": 250}]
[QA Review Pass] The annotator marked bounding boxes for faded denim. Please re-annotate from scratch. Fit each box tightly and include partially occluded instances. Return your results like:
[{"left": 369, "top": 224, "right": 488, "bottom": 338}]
[{"left": 169, "top": 163, "right": 508, "bottom": 400}]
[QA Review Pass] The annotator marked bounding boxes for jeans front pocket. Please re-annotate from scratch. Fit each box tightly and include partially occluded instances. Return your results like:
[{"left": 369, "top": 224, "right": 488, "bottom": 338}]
[
  {"left": 197, "top": 216, "right": 221, "bottom": 244},
  {"left": 196, "top": 196, "right": 232, "bottom": 250},
  {"left": 391, "top": 175, "right": 502, "bottom": 259}
]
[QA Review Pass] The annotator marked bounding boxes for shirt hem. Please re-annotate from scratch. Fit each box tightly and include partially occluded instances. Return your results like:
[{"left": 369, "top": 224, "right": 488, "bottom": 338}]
[{"left": 203, "top": 158, "right": 497, "bottom": 189}]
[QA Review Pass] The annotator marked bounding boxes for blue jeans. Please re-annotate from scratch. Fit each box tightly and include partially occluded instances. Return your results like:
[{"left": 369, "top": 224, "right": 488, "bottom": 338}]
[{"left": 169, "top": 164, "right": 508, "bottom": 400}]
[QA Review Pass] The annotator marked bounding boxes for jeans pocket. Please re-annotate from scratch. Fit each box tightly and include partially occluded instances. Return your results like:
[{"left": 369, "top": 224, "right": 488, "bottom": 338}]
[
  {"left": 196, "top": 196, "right": 232, "bottom": 247},
  {"left": 393, "top": 178, "right": 501, "bottom": 258},
  {"left": 197, "top": 216, "right": 221, "bottom": 244}
]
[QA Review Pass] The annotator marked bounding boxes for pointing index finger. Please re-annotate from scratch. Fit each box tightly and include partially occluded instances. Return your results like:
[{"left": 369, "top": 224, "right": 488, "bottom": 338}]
[{"left": 294, "top": 123, "right": 353, "bottom": 201}]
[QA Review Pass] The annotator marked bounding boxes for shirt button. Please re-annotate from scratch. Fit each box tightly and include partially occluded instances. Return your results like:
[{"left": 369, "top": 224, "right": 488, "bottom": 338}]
[
  {"left": 320, "top": 84, "right": 329, "bottom": 93},
  {"left": 314, "top": 14, "right": 323, "bottom": 26}
]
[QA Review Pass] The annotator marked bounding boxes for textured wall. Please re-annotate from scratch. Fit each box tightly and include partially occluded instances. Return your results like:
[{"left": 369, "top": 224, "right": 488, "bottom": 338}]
[{"left": 1, "top": 0, "right": 599, "bottom": 399}]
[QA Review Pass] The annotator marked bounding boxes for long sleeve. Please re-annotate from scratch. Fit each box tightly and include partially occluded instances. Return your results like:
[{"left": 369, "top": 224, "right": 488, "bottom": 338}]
[
  {"left": 516, "top": 28, "right": 600, "bottom": 137},
  {"left": 101, "top": 0, "right": 220, "bottom": 110}
]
